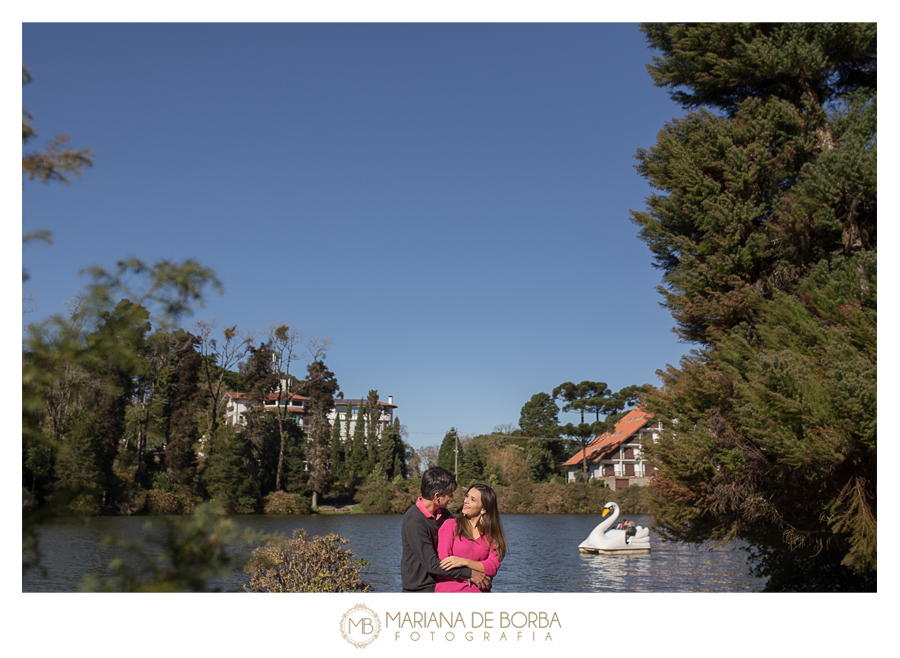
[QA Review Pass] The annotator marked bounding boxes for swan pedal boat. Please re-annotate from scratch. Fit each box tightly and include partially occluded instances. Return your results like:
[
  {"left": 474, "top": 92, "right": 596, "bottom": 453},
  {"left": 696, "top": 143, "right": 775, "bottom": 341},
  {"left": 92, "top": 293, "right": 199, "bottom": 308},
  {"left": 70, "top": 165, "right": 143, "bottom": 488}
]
[{"left": 578, "top": 501, "right": 651, "bottom": 554}]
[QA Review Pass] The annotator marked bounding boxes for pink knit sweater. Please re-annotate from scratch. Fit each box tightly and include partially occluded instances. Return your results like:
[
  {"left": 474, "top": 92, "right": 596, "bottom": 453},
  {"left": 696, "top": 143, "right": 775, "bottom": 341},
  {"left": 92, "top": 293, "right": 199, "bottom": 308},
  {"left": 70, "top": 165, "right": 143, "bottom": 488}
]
[{"left": 435, "top": 518, "right": 501, "bottom": 593}]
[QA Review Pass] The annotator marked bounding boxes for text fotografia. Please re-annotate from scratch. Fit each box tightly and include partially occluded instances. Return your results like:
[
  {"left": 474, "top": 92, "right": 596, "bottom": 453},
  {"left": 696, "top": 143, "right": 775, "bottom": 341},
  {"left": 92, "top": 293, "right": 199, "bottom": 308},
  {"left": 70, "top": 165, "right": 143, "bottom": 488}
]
[{"left": 387, "top": 611, "right": 561, "bottom": 642}]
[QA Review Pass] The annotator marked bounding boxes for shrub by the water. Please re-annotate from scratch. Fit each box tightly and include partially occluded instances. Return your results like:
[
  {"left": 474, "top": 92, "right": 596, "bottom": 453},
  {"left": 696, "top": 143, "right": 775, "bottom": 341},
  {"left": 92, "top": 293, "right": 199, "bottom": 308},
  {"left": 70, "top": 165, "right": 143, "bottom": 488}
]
[
  {"left": 263, "top": 491, "right": 312, "bottom": 515},
  {"left": 144, "top": 489, "right": 196, "bottom": 515},
  {"left": 244, "top": 529, "right": 373, "bottom": 592}
]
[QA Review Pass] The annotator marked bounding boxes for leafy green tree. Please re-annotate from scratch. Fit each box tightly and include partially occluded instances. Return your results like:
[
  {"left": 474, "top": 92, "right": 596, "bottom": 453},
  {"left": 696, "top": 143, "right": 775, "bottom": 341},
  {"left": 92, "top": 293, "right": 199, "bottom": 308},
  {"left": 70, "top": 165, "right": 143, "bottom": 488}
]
[
  {"left": 632, "top": 23, "right": 876, "bottom": 589},
  {"left": 518, "top": 392, "right": 561, "bottom": 438},
  {"left": 516, "top": 395, "right": 569, "bottom": 482}
]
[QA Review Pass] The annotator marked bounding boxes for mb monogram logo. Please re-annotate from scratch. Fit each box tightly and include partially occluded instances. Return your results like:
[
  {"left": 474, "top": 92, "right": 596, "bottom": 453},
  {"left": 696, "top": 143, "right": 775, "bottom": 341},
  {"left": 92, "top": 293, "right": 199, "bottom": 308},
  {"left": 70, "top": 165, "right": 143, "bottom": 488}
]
[{"left": 340, "top": 604, "right": 382, "bottom": 648}]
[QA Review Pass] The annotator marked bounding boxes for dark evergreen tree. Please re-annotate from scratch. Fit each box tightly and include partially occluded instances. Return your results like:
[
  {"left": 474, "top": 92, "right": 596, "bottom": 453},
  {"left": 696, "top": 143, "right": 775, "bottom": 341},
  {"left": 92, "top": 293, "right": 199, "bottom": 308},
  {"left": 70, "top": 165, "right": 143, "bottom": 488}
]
[
  {"left": 201, "top": 425, "right": 255, "bottom": 513},
  {"left": 236, "top": 343, "right": 279, "bottom": 503},
  {"left": 347, "top": 404, "right": 368, "bottom": 478},
  {"left": 365, "top": 390, "right": 381, "bottom": 467},
  {"left": 160, "top": 330, "right": 202, "bottom": 496},
  {"left": 282, "top": 423, "right": 307, "bottom": 494},
  {"left": 518, "top": 392, "right": 561, "bottom": 438},
  {"left": 437, "top": 428, "right": 462, "bottom": 477},
  {"left": 632, "top": 23, "right": 876, "bottom": 589},
  {"left": 301, "top": 360, "right": 339, "bottom": 508},
  {"left": 330, "top": 416, "right": 346, "bottom": 480},
  {"left": 51, "top": 409, "right": 106, "bottom": 514},
  {"left": 84, "top": 299, "right": 151, "bottom": 508},
  {"left": 377, "top": 417, "right": 406, "bottom": 480},
  {"left": 457, "top": 436, "right": 489, "bottom": 486}
]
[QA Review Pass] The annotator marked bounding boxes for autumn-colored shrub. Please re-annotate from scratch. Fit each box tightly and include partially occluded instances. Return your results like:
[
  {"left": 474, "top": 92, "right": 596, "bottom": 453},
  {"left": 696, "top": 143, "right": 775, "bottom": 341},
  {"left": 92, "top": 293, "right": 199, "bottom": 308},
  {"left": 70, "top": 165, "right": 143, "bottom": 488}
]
[
  {"left": 244, "top": 529, "right": 373, "bottom": 592},
  {"left": 144, "top": 489, "right": 195, "bottom": 515},
  {"left": 263, "top": 491, "right": 312, "bottom": 515}
]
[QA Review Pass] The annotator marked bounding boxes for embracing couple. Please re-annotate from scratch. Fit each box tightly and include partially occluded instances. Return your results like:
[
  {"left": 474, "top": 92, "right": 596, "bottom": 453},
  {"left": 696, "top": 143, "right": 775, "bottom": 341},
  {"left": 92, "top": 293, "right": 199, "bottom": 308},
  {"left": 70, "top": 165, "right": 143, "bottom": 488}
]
[{"left": 400, "top": 466, "right": 508, "bottom": 593}]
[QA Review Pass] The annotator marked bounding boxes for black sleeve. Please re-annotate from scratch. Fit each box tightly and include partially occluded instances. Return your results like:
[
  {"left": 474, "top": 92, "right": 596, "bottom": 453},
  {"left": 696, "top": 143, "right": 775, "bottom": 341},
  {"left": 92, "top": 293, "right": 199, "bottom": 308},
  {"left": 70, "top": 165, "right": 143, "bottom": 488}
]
[{"left": 403, "top": 516, "right": 471, "bottom": 580}]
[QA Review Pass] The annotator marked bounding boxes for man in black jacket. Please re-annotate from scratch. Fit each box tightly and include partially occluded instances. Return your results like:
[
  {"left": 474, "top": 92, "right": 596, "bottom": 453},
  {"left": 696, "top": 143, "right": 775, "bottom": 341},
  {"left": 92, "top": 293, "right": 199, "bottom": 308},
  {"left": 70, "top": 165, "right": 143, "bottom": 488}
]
[{"left": 400, "top": 466, "right": 491, "bottom": 592}]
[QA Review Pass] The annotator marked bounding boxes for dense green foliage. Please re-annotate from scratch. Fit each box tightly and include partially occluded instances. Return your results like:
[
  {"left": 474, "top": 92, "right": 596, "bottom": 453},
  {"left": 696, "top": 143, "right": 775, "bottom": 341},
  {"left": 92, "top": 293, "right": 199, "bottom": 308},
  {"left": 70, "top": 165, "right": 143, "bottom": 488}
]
[
  {"left": 357, "top": 476, "right": 651, "bottom": 516},
  {"left": 518, "top": 392, "right": 561, "bottom": 438},
  {"left": 632, "top": 23, "right": 876, "bottom": 589}
]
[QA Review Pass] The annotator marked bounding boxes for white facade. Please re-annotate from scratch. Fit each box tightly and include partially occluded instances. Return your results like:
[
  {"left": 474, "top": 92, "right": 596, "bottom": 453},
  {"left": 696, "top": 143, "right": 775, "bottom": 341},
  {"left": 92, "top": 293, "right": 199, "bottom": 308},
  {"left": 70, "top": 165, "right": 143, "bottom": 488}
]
[{"left": 223, "top": 392, "right": 395, "bottom": 439}]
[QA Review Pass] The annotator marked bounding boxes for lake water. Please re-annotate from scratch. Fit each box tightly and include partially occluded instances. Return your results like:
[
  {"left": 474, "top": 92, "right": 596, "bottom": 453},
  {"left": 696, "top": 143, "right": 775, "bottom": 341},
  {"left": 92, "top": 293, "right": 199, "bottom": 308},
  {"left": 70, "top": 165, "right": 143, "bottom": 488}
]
[{"left": 23, "top": 513, "right": 766, "bottom": 593}]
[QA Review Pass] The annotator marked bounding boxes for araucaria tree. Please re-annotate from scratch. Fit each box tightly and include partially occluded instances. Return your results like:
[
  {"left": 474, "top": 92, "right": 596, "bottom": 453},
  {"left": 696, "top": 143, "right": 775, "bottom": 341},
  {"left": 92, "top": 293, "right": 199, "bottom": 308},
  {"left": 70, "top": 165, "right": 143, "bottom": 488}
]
[{"left": 632, "top": 23, "right": 876, "bottom": 590}]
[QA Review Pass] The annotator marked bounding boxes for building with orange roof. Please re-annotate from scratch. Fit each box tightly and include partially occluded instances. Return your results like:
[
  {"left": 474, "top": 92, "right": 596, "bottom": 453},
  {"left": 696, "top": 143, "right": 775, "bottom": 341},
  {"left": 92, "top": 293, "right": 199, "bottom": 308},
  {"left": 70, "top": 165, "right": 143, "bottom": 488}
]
[{"left": 563, "top": 407, "right": 661, "bottom": 489}]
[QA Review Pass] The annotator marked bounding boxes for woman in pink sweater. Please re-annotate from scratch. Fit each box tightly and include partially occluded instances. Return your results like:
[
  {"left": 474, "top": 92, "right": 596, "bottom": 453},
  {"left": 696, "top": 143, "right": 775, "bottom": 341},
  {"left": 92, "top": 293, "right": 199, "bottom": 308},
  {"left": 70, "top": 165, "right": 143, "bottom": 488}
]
[{"left": 435, "top": 484, "right": 508, "bottom": 593}]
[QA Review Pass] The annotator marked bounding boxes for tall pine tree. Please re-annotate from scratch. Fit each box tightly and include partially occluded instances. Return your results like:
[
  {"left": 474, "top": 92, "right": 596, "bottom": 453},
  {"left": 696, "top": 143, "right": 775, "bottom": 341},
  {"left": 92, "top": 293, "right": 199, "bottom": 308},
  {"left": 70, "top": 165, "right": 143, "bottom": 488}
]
[
  {"left": 632, "top": 23, "right": 876, "bottom": 590},
  {"left": 302, "top": 360, "right": 339, "bottom": 508}
]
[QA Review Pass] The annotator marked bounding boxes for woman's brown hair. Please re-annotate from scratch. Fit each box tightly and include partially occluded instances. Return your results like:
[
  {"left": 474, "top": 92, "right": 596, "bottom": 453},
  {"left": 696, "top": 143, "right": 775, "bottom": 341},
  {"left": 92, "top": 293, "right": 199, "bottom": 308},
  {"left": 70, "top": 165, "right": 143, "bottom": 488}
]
[{"left": 453, "top": 484, "right": 508, "bottom": 561}]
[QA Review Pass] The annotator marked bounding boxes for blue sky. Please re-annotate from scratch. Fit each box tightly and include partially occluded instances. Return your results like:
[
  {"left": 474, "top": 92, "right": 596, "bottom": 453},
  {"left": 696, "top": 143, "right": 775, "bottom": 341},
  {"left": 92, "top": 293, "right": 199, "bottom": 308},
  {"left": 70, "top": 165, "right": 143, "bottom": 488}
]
[{"left": 23, "top": 23, "right": 694, "bottom": 449}]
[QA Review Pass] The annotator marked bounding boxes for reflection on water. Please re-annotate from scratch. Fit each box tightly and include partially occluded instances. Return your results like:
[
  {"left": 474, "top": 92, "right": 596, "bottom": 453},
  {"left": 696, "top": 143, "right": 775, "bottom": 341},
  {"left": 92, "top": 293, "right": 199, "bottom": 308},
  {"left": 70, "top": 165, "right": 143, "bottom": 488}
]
[{"left": 24, "top": 513, "right": 765, "bottom": 593}]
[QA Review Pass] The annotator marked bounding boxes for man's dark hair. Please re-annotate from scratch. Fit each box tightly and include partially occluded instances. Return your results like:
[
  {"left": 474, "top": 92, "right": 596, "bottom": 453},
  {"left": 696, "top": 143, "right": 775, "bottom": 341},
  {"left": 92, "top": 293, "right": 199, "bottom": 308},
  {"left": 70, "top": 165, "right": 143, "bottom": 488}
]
[{"left": 421, "top": 466, "right": 457, "bottom": 500}]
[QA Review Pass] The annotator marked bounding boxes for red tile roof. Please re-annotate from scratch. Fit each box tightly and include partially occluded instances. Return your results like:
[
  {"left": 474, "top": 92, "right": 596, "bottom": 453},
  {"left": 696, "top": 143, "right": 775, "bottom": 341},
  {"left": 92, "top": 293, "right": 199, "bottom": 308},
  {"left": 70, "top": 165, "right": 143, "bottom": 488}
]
[{"left": 563, "top": 408, "right": 653, "bottom": 467}]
